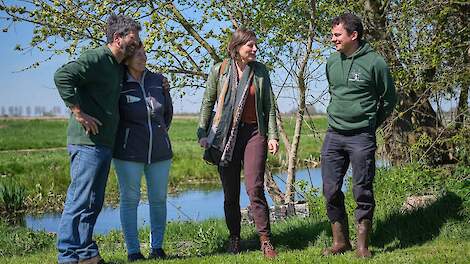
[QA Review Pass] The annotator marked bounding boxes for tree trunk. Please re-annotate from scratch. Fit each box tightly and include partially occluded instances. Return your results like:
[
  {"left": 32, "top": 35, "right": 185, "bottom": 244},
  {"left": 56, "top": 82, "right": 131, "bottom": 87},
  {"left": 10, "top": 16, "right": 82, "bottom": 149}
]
[
  {"left": 264, "top": 169, "right": 285, "bottom": 205},
  {"left": 285, "top": 0, "right": 316, "bottom": 203},
  {"left": 285, "top": 92, "right": 306, "bottom": 203},
  {"left": 361, "top": 0, "right": 449, "bottom": 165},
  {"left": 263, "top": 105, "right": 287, "bottom": 204},
  {"left": 383, "top": 89, "right": 445, "bottom": 164},
  {"left": 276, "top": 106, "right": 291, "bottom": 156},
  {"left": 456, "top": 82, "right": 469, "bottom": 130}
]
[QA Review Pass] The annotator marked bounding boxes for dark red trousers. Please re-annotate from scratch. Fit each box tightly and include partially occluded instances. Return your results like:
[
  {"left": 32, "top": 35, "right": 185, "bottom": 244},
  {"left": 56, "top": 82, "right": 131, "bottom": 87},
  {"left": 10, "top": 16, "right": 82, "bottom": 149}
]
[{"left": 218, "top": 123, "right": 271, "bottom": 237}]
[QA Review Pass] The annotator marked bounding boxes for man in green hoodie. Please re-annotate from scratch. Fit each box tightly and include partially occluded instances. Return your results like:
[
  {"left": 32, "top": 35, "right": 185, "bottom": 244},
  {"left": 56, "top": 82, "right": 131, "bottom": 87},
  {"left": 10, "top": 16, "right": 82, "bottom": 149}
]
[
  {"left": 54, "top": 15, "right": 141, "bottom": 264},
  {"left": 321, "top": 13, "right": 396, "bottom": 258}
]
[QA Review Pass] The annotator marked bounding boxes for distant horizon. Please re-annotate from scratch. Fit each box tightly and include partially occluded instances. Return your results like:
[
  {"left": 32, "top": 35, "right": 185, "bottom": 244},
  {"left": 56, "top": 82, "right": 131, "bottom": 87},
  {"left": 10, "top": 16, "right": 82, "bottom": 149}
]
[{"left": 0, "top": 102, "right": 327, "bottom": 117}]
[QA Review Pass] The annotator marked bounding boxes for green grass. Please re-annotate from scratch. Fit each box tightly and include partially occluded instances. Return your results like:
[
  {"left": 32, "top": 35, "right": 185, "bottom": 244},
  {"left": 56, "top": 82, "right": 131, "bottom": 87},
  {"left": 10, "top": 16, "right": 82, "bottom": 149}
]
[
  {"left": 0, "top": 117, "right": 328, "bottom": 214},
  {"left": 0, "top": 149, "right": 121, "bottom": 212},
  {"left": 167, "top": 117, "right": 219, "bottom": 186},
  {"left": 1, "top": 215, "right": 469, "bottom": 263},
  {"left": 269, "top": 116, "right": 328, "bottom": 169},
  {"left": 0, "top": 162, "right": 468, "bottom": 263},
  {"left": 0, "top": 221, "right": 55, "bottom": 258},
  {"left": 2, "top": 117, "right": 468, "bottom": 263},
  {"left": 0, "top": 150, "right": 468, "bottom": 261},
  {"left": 3, "top": 240, "right": 470, "bottom": 263},
  {"left": 0, "top": 119, "right": 67, "bottom": 150}
]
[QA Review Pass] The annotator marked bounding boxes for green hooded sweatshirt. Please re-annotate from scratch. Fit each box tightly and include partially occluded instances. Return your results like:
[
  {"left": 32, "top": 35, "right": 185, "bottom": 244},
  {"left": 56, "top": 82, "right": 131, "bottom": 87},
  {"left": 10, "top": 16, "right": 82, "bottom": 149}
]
[{"left": 326, "top": 42, "right": 397, "bottom": 131}]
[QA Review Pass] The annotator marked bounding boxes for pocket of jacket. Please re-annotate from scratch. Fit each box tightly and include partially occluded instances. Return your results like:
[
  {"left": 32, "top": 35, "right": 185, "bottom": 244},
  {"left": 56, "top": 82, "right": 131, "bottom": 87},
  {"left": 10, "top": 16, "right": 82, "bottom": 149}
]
[
  {"left": 360, "top": 100, "right": 376, "bottom": 114},
  {"left": 123, "top": 128, "right": 130, "bottom": 149},
  {"left": 328, "top": 100, "right": 365, "bottom": 122}
]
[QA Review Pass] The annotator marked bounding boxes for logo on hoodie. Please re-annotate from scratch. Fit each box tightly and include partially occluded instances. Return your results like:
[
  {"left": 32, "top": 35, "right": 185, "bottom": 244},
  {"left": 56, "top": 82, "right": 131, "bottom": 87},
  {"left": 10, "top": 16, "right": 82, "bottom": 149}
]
[{"left": 348, "top": 72, "right": 364, "bottom": 82}]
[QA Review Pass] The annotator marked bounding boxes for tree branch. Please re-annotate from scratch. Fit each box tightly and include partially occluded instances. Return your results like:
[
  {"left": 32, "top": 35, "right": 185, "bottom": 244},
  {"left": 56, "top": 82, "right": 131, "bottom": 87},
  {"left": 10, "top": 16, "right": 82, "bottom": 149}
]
[{"left": 166, "top": 2, "right": 221, "bottom": 62}]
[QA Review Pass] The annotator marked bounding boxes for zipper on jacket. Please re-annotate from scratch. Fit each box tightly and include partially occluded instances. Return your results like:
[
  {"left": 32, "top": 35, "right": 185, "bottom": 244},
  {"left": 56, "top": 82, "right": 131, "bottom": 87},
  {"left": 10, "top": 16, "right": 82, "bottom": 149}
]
[
  {"left": 138, "top": 71, "right": 153, "bottom": 164},
  {"left": 123, "top": 128, "right": 130, "bottom": 149},
  {"left": 146, "top": 91, "right": 154, "bottom": 164}
]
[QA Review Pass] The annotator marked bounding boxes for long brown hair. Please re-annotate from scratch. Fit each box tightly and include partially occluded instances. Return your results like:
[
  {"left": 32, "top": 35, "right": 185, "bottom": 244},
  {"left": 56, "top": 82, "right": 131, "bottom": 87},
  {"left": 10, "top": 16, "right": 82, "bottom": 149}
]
[{"left": 227, "top": 29, "right": 257, "bottom": 59}]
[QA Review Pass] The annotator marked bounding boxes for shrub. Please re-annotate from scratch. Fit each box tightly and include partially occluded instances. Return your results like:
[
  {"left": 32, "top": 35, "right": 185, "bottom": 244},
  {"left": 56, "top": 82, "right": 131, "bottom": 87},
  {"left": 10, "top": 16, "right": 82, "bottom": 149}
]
[{"left": 0, "top": 177, "right": 27, "bottom": 215}]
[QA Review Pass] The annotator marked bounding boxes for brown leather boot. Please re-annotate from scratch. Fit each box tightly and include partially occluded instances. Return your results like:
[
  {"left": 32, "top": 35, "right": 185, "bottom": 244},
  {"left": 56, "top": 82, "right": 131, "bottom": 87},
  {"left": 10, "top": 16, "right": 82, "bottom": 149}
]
[
  {"left": 260, "top": 235, "right": 277, "bottom": 259},
  {"left": 356, "top": 219, "right": 372, "bottom": 258},
  {"left": 227, "top": 235, "right": 241, "bottom": 254},
  {"left": 322, "top": 218, "right": 352, "bottom": 256}
]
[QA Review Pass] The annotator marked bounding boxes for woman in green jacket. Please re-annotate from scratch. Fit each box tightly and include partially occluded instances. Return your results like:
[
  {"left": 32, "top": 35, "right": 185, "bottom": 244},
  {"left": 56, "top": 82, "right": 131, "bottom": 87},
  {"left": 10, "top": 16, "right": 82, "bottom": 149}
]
[{"left": 197, "top": 29, "right": 279, "bottom": 259}]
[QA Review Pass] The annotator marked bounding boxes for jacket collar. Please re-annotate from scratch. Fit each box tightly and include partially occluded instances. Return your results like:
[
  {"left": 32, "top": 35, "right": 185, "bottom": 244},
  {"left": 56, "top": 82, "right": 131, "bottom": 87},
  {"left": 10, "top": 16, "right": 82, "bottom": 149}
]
[
  {"left": 126, "top": 68, "right": 148, "bottom": 83},
  {"left": 103, "top": 45, "right": 120, "bottom": 65}
]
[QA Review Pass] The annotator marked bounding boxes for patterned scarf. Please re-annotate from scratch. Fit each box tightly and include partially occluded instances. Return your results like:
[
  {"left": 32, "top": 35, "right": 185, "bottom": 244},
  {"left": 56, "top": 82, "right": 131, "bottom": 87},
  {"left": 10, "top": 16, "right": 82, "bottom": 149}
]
[{"left": 219, "top": 61, "right": 254, "bottom": 166}]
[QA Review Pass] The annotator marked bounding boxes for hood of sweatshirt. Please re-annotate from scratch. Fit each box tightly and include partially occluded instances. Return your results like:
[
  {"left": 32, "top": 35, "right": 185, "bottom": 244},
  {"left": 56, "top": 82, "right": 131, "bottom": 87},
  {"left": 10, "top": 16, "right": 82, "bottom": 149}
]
[
  {"left": 339, "top": 42, "right": 374, "bottom": 85},
  {"left": 325, "top": 41, "right": 395, "bottom": 131}
]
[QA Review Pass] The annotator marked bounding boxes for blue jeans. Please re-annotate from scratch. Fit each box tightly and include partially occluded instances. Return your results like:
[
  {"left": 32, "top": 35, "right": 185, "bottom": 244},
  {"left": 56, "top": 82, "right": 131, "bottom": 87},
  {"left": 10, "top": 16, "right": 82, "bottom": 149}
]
[
  {"left": 57, "top": 144, "right": 112, "bottom": 263},
  {"left": 113, "top": 159, "right": 171, "bottom": 254}
]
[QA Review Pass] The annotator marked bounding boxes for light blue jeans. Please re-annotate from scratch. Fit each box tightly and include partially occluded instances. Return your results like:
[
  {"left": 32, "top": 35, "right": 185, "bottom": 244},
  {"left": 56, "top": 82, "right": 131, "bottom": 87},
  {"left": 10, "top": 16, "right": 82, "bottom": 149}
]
[
  {"left": 113, "top": 158, "right": 171, "bottom": 254},
  {"left": 58, "top": 144, "right": 112, "bottom": 263}
]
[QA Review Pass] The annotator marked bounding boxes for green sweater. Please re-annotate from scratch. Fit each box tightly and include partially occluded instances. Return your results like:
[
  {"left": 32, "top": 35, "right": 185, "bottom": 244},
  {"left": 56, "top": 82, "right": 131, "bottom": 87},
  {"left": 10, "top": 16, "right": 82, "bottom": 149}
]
[
  {"left": 54, "top": 45, "right": 124, "bottom": 147},
  {"left": 326, "top": 42, "right": 397, "bottom": 131}
]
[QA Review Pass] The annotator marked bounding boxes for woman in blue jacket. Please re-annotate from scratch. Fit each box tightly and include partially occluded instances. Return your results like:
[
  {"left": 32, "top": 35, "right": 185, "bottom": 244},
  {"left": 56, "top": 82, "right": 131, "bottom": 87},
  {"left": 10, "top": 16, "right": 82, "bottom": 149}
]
[{"left": 113, "top": 42, "right": 173, "bottom": 262}]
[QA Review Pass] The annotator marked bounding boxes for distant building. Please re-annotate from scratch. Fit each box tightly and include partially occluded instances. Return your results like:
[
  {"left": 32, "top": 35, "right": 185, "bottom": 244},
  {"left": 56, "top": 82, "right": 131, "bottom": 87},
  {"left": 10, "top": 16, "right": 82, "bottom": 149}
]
[{"left": 0, "top": 105, "right": 67, "bottom": 117}]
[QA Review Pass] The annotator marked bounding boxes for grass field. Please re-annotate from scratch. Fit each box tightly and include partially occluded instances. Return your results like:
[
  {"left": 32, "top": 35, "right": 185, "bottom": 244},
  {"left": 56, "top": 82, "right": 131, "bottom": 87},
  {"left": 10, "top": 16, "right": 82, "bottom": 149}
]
[
  {"left": 0, "top": 161, "right": 468, "bottom": 263},
  {"left": 2, "top": 218, "right": 469, "bottom": 263},
  {"left": 0, "top": 117, "right": 468, "bottom": 263},
  {"left": 0, "top": 116, "right": 328, "bottom": 213},
  {"left": 0, "top": 118, "right": 67, "bottom": 151}
]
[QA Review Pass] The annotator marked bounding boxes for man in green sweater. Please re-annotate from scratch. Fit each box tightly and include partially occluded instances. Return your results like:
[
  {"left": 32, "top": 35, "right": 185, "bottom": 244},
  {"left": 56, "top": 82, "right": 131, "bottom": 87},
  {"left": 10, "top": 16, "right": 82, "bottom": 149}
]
[
  {"left": 54, "top": 15, "right": 141, "bottom": 264},
  {"left": 321, "top": 13, "right": 397, "bottom": 258}
]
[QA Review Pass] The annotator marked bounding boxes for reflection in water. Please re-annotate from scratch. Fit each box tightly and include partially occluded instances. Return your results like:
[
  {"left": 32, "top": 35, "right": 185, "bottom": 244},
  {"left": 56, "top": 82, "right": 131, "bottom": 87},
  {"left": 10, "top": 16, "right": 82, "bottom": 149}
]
[{"left": 26, "top": 167, "right": 349, "bottom": 234}]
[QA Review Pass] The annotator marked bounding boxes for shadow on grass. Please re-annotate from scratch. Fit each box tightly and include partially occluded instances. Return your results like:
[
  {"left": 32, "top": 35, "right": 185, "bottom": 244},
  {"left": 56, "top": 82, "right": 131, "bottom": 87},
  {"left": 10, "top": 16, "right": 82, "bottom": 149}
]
[
  {"left": 240, "top": 218, "right": 330, "bottom": 252},
  {"left": 103, "top": 218, "right": 330, "bottom": 262},
  {"left": 101, "top": 260, "right": 126, "bottom": 264},
  {"left": 371, "top": 192, "right": 463, "bottom": 252}
]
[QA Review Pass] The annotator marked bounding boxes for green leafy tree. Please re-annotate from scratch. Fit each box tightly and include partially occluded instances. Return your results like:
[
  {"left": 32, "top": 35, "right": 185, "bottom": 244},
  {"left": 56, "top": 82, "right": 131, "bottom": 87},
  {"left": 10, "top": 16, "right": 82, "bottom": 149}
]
[
  {"left": 343, "top": 0, "right": 470, "bottom": 165},
  {"left": 0, "top": 0, "right": 328, "bottom": 204}
]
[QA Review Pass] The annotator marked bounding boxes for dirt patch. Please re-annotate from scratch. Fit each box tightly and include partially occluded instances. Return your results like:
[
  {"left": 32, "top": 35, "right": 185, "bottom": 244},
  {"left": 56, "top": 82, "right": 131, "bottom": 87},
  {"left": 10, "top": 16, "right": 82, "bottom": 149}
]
[{"left": 0, "top": 125, "right": 7, "bottom": 129}]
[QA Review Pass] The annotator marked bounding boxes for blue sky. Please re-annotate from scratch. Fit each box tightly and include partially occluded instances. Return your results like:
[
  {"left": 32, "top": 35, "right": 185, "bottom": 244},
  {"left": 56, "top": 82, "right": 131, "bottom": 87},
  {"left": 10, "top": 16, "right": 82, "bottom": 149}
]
[
  {"left": 0, "top": 22, "right": 210, "bottom": 116},
  {"left": 0, "top": 22, "right": 69, "bottom": 115},
  {"left": 0, "top": 10, "right": 329, "bottom": 116}
]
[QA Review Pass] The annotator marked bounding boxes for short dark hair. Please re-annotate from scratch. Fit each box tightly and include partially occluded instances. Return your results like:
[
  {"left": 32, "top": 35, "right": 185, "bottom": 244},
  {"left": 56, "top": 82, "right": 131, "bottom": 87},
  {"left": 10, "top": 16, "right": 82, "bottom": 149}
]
[
  {"left": 106, "top": 14, "right": 141, "bottom": 44},
  {"left": 227, "top": 29, "right": 257, "bottom": 59},
  {"left": 332, "top": 13, "right": 363, "bottom": 41}
]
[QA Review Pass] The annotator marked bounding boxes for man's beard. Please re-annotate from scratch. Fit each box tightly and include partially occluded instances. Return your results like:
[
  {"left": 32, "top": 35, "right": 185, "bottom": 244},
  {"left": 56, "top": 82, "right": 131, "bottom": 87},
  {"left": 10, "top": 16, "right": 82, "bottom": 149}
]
[{"left": 122, "top": 42, "right": 137, "bottom": 59}]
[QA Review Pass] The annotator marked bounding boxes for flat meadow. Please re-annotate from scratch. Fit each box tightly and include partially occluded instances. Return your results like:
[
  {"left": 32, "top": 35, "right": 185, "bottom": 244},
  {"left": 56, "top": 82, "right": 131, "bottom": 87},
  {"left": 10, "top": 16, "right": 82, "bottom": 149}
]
[{"left": 0, "top": 116, "right": 468, "bottom": 263}]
